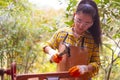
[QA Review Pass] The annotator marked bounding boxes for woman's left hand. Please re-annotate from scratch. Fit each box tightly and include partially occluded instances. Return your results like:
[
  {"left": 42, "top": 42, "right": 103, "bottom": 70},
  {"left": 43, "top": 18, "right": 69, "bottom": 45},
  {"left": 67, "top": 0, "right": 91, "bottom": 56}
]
[{"left": 68, "top": 65, "right": 88, "bottom": 77}]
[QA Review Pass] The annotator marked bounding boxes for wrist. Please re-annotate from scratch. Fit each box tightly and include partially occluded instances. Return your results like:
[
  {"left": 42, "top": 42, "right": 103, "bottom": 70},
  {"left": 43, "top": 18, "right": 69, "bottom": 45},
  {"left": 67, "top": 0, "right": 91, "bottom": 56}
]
[
  {"left": 48, "top": 49, "right": 57, "bottom": 57},
  {"left": 77, "top": 65, "right": 89, "bottom": 74},
  {"left": 87, "top": 64, "right": 93, "bottom": 73}
]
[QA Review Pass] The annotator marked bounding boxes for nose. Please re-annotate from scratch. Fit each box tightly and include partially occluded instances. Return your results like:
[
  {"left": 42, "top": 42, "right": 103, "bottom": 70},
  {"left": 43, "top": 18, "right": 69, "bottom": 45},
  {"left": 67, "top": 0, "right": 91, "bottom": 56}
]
[{"left": 78, "top": 23, "right": 84, "bottom": 29}]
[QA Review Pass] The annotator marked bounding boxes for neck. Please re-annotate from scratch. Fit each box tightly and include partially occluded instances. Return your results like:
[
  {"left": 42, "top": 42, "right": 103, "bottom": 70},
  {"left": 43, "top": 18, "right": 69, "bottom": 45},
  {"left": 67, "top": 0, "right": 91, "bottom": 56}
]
[{"left": 72, "top": 28, "right": 81, "bottom": 38}]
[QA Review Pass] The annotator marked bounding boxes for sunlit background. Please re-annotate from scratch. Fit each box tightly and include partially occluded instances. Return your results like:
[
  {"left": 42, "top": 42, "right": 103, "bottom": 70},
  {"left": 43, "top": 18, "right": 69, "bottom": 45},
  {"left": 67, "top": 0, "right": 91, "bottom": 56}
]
[{"left": 28, "top": 0, "right": 67, "bottom": 10}]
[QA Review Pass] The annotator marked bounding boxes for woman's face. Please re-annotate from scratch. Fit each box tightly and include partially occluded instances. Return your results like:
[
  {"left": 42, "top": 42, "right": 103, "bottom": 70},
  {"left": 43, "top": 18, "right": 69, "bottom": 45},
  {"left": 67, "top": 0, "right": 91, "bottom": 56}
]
[{"left": 74, "top": 12, "right": 93, "bottom": 35}]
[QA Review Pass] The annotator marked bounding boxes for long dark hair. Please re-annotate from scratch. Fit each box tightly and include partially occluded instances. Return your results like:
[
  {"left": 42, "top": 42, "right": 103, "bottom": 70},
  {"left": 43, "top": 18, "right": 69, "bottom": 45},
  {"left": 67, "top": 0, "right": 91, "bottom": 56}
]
[{"left": 76, "top": 0, "right": 102, "bottom": 46}]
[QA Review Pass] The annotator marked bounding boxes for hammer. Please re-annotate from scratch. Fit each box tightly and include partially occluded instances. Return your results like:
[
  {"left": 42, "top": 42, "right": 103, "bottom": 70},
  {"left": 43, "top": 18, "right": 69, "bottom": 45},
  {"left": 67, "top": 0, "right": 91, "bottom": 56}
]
[
  {"left": 58, "top": 33, "right": 71, "bottom": 57},
  {"left": 50, "top": 33, "right": 71, "bottom": 63}
]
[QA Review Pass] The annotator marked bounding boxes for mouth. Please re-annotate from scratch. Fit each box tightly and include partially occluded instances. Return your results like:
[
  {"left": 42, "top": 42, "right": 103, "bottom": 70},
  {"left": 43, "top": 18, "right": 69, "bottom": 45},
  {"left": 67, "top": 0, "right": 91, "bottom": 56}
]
[{"left": 77, "top": 29, "right": 83, "bottom": 33}]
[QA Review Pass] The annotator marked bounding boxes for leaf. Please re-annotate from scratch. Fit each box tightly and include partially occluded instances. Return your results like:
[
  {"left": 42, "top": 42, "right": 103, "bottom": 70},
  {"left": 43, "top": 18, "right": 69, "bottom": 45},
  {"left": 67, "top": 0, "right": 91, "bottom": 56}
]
[
  {"left": 64, "top": 20, "right": 73, "bottom": 26},
  {"left": 0, "top": 1, "right": 8, "bottom": 7},
  {"left": 94, "top": 0, "right": 101, "bottom": 4},
  {"left": 110, "top": 27, "right": 113, "bottom": 31},
  {"left": 104, "top": 0, "right": 109, "bottom": 4}
]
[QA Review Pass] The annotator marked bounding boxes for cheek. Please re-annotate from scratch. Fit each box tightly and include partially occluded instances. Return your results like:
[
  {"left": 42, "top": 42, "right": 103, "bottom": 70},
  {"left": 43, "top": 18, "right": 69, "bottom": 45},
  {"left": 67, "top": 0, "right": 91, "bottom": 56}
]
[
  {"left": 82, "top": 27, "right": 89, "bottom": 32},
  {"left": 84, "top": 27, "right": 89, "bottom": 30},
  {"left": 83, "top": 25, "right": 91, "bottom": 30}
]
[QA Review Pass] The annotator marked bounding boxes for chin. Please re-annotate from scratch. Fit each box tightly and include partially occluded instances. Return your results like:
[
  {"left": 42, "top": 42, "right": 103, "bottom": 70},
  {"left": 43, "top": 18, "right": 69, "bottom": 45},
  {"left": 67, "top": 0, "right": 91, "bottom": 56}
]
[
  {"left": 77, "top": 30, "right": 83, "bottom": 33},
  {"left": 77, "top": 31, "right": 82, "bottom": 34}
]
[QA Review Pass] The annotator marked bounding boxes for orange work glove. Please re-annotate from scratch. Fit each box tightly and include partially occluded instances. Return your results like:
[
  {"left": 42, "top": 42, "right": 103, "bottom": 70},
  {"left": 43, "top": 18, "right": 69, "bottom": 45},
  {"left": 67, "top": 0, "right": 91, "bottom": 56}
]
[
  {"left": 50, "top": 54, "right": 62, "bottom": 63},
  {"left": 68, "top": 65, "right": 88, "bottom": 77},
  {"left": 48, "top": 49, "right": 62, "bottom": 63}
]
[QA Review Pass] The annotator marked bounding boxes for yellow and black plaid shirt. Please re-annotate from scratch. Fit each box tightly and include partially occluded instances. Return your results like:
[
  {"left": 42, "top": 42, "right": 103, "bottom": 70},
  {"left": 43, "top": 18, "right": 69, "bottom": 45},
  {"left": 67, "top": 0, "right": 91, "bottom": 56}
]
[{"left": 44, "top": 27, "right": 100, "bottom": 77}]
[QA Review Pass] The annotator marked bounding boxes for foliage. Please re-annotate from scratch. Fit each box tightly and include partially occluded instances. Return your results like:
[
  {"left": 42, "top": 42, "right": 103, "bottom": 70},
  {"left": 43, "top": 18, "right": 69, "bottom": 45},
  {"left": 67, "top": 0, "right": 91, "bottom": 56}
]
[
  {"left": 0, "top": 0, "right": 42, "bottom": 74},
  {"left": 95, "top": 0, "right": 120, "bottom": 80},
  {"left": 31, "top": 8, "right": 66, "bottom": 73},
  {"left": 65, "top": 0, "right": 77, "bottom": 26},
  {"left": 0, "top": 0, "right": 66, "bottom": 77}
]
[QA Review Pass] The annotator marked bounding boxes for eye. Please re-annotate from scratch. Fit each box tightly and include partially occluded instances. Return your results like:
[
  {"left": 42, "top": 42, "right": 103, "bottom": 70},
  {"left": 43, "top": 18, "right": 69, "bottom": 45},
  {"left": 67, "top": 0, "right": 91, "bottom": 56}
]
[
  {"left": 85, "top": 22, "right": 90, "bottom": 25},
  {"left": 84, "top": 22, "right": 93, "bottom": 27},
  {"left": 75, "top": 18, "right": 81, "bottom": 23},
  {"left": 77, "top": 19, "right": 82, "bottom": 23}
]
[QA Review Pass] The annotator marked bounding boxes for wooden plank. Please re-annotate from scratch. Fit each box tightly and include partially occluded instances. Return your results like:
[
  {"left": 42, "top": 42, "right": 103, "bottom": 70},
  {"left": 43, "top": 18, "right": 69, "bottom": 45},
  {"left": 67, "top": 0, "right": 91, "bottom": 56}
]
[{"left": 16, "top": 71, "right": 72, "bottom": 80}]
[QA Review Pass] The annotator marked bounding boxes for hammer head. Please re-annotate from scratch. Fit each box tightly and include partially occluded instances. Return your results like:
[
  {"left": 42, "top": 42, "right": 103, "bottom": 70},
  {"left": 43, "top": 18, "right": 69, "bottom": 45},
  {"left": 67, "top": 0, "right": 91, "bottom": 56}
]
[{"left": 58, "top": 42, "right": 71, "bottom": 57}]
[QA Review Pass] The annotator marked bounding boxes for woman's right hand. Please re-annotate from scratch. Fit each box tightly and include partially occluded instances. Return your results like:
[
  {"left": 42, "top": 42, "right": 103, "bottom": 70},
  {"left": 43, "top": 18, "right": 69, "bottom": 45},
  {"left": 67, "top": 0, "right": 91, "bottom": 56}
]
[
  {"left": 50, "top": 53, "right": 62, "bottom": 63},
  {"left": 48, "top": 49, "right": 62, "bottom": 63}
]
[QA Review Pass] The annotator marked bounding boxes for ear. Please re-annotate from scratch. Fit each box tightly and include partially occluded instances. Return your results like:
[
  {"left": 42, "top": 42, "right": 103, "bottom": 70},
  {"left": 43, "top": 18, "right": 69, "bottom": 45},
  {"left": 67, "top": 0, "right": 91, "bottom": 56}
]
[
  {"left": 73, "top": 12, "right": 76, "bottom": 17},
  {"left": 73, "top": 12, "right": 76, "bottom": 20}
]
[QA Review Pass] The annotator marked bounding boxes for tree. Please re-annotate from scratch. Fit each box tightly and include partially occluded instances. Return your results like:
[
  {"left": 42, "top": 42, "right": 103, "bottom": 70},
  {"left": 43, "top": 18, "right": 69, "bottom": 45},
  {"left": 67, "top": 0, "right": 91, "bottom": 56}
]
[
  {"left": 96, "top": 0, "right": 120, "bottom": 80},
  {"left": 0, "top": 0, "right": 41, "bottom": 75}
]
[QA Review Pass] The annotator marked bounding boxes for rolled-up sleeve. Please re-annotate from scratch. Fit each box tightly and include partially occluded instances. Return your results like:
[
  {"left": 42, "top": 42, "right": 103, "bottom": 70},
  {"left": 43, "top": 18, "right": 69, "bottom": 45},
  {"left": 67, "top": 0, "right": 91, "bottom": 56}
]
[
  {"left": 89, "top": 45, "right": 101, "bottom": 77},
  {"left": 43, "top": 31, "right": 59, "bottom": 52}
]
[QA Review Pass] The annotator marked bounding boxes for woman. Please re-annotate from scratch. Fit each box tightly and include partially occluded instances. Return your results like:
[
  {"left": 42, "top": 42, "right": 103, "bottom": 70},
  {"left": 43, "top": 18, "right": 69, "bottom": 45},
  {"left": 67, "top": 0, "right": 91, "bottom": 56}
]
[{"left": 43, "top": 0, "right": 102, "bottom": 80}]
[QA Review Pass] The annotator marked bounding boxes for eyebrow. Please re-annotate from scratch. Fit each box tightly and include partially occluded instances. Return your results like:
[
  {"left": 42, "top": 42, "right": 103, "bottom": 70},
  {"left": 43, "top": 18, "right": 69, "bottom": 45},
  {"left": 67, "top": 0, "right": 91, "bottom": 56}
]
[{"left": 77, "top": 18, "right": 93, "bottom": 23}]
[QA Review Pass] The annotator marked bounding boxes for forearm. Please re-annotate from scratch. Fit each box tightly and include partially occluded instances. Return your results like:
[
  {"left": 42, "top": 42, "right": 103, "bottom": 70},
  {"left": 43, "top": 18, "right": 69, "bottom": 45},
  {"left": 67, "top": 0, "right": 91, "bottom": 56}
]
[{"left": 43, "top": 46, "right": 52, "bottom": 54}]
